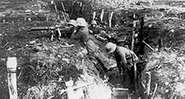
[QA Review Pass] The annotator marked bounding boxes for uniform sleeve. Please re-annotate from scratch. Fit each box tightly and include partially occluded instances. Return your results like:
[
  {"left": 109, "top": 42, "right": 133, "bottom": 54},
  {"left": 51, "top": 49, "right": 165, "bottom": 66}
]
[
  {"left": 129, "top": 50, "right": 139, "bottom": 62},
  {"left": 117, "top": 47, "right": 127, "bottom": 64}
]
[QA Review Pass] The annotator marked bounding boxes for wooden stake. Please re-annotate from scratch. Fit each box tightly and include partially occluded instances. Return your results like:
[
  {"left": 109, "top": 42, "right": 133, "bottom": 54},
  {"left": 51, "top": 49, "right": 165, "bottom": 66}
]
[
  {"left": 100, "top": 9, "right": 104, "bottom": 23},
  {"left": 50, "top": 31, "right": 54, "bottom": 41},
  {"left": 131, "top": 22, "right": 136, "bottom": 51},
  {"left": 61, "top": 1, "right": 67, "bottom": 22},
  {"left": 146, "top": 72, "right": 151, "bottom": 98},
  {"left": 134, "top": 63, "right": 137, "bottom": 91},
  {"left": 93, "top": 11, "right": 96, "bottom": 20},
  {"left": 57, "top": 28, "right": 61, "bottom": 39},
  {"left": 131, "top": 14, "right": 137, "bottom": 51},
  {"left": 61, "top": 1, "right": 66, "bottom": 12},
  {"left": 53, "top": 0, "right": 60, "bottom": 20},
  {"left": 109, "top": 11, "right": 114, "bottom": 27},
  {"left": 151, "top": 83, "right": 158, "bottom": 99},
  {"left": 7, "top": 57, "right": 18, "bottom": 99},
  {"left": 143, "top": 40, "right": 155, "bottom": 51}
]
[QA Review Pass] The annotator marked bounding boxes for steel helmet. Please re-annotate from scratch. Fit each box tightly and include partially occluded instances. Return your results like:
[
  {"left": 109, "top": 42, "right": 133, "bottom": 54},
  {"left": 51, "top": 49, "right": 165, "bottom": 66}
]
[
  {"left": 91, "top": 20, "right": 97, "bottom": 25},
  {"left": 68, "top": 19, "right": 77, "bottom": 27},
  {"left": 105, "top": 42, "right": 117, "bottom": 53},
  {"left": 76, "top": 17, "right": 88, "bottom": 27}
]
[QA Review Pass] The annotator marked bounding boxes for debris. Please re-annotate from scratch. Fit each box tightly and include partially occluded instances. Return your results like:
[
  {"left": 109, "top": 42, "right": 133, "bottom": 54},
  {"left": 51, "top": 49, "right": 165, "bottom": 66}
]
[
  {"left": 151, "top": 83, "right": 158, "bottom": 99},
  {"left": 143, "top": 40, "right": 155, "bottom": 51},
  {"left": 0, "top": 58, "right": 6, "bottom": 61},
  {"left": 62, "top": 58, "right": 70, "bottom": 63},
  {"left": 25, "top": 10, "right": 32, "bottom": 13},
  {"left": 60, "top": 44, "right": 74, "bottom": 48},
  {"left": 2, "top": 42, "right": 9, "bottom": 48},
  {"left": 7, "top": 47, "right": 13, "bottom": 51},
  {"left": 29, "top": 40, "right": 37, "bottom": 44},
  {"left": 28, "top": 17, "right": 32, "bottom": 21}
]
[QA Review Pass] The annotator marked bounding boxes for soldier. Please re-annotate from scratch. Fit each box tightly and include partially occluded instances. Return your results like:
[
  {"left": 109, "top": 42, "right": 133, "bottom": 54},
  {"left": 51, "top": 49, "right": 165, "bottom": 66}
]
[
  {"left": 89, "top": 20, "right": 109, "bottom": 43},
  {"left": 89, "top": 20, "right": 102, "bottom": 35},
  {"left": 105, "top": 42, "right": 139, "bottom": 92},
  {"left": 56, "top": 19, "right": 77, "bottom": 39},
  {"left": 71, "top": 17, "right": 111, "bottom": 74},
  {"left": 71, "top": 18, "right": 91, "bottom": 46}
]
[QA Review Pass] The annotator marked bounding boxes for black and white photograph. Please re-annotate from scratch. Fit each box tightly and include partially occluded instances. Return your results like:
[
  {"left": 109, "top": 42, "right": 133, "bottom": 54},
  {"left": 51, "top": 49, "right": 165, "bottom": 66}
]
[{"left": 0, "top": 0, "right": 185, "bottom": 99}]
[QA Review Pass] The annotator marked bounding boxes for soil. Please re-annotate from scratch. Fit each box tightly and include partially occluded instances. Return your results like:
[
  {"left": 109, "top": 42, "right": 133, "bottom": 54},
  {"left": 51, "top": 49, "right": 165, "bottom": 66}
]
[
  {"left": 0, "top": 0, "right": 54, "bottom": 98},
  {"left": 0, "top": 0, "right": 160, "bottom": 99}
]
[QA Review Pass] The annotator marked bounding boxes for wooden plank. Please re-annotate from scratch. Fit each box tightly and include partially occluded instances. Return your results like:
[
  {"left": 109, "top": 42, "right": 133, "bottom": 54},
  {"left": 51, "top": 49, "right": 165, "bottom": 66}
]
[{"left": 7, "top": 57, "right": 18, "bottom": 99}]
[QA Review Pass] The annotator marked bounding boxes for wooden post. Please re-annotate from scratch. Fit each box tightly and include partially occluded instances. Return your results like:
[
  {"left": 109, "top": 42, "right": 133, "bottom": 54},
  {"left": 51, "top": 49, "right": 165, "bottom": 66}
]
[
  {"left": 131, "top": 14, "right": 136, "bottom": 51},
  {"left": 7, "top": 57, "right": 18, "bottom": 99},
  {"left": 134, "top": 63, "right": 137, "bottom": 92},
  {"left": 57, "top": 27, "right": 61, "bottom": 39},
  {"left": 66, "top": 78, "right": 74, "bottom": 99},
  {"left": 61, "top": 1, "right": 67, "bottom": 22},
  {"left": 50, "top": 31, "right": 54, "bottom": 41},
  {"left": 93, "top": 11, "right": 96, "bottom": 20},
  {"left": 146, "top": 72, "right": 151, "bottom": 99},
  {"left": 100, "top": 9, "right": 104, "bottom": 23},
  {"left": 52, "top": 0, "right": 60, "bottom": 20},
  {"left": 109, "top": 11, "right": 114, "bottom": 27}
]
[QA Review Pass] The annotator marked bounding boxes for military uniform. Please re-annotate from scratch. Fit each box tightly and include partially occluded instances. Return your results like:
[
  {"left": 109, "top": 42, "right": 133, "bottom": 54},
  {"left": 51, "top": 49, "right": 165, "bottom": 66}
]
[
  {"left": 105, "top": 42, "right": 138, "bottom": 92},
  {"left": 72, "top": 18, "right": 110, "bottom": 72},
  {"left": 72, "top": 25, "right": 104, "bottom": 57}
]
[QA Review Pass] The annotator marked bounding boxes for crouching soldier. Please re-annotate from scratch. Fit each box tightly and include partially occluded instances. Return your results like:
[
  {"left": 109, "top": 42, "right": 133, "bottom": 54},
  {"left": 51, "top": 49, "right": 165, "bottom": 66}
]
[
  {"left": 71, "top": 17, "right": 111, "bottom": 74},
  {"left": 105, "top": 42, "right": 139, "bottom": 92},
  {"left": 89, "top": 20, "right": 100, "bottom": 35}
]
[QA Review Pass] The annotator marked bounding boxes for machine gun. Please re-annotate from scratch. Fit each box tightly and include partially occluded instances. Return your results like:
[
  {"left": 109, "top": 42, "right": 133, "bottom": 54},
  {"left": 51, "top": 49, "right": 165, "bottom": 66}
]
[
  {"left": 30, "top": 25, "right": 69, "bottom": 31},
  {"left": 29, "top": 25, "right": 72, "bottom": 41}
]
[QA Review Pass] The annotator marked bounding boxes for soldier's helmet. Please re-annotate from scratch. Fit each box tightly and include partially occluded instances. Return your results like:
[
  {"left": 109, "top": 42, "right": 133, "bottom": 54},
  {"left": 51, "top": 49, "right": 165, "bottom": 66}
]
[
  {"left": 68, "top": 20, "right": 77, "bottom": 27},
  {"left": 91, "top": 20, "right": 97, "bottom": 25},
  {"left": 105, "top": 42, "right": 117, "bottom": 53},
  {"left": 76, "top": 17, "right": 88, "bottom": 27}
]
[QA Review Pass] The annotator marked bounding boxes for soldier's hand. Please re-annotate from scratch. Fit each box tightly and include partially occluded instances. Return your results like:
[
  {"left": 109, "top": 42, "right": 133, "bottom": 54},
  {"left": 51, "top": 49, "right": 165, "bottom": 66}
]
[
  {"left": 89, "top": 30, "right": 93, "bottom": 34},
  {"left": 132, "top": 54, "right": 139, "bottom": 62}
]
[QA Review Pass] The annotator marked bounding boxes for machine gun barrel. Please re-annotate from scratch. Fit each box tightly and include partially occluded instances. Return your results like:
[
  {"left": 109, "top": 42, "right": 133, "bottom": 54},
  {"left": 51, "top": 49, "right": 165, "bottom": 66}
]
[
  {"left": 29, "top": 26, "right": 71, "bottom": 31},
  {"left": 30, "top": 26, "right": 56, "bottom": 31}
]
